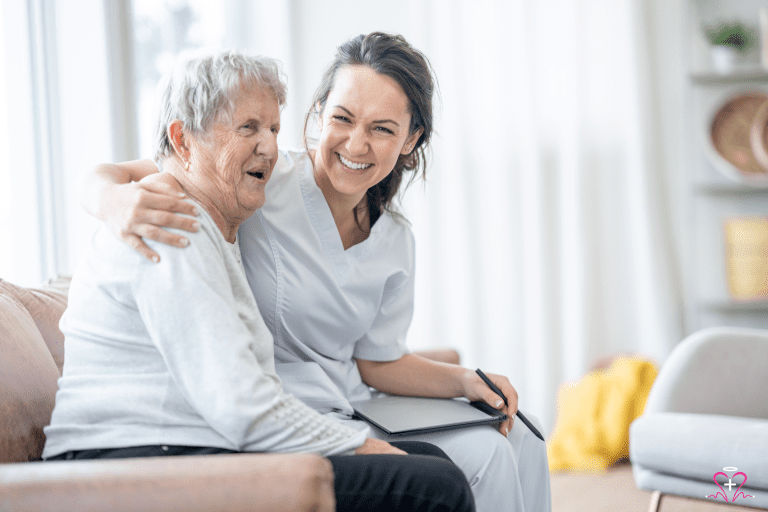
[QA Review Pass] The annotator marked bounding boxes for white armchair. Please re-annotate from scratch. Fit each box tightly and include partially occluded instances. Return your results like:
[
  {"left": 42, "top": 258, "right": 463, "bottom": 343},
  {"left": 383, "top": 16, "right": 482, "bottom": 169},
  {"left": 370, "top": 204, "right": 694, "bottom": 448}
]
[{"left": 629, "top": 327, "right": 768, "bottom": 511}]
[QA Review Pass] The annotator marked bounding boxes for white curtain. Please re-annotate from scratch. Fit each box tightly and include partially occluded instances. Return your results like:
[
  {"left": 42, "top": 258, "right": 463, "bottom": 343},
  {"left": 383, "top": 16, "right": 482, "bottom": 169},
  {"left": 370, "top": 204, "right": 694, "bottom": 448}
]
[
  {"left": 401, "top": 0, "right": 687, "bottom": 433},
  {"left": 3, "top": 0, "right": 689, "bottom": 435}
]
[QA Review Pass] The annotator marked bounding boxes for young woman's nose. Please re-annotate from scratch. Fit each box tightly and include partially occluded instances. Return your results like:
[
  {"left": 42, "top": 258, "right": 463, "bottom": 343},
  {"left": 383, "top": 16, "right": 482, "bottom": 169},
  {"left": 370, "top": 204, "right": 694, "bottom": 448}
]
[{"left": 346, "top": 125, "right": 368, "bottom": 155}]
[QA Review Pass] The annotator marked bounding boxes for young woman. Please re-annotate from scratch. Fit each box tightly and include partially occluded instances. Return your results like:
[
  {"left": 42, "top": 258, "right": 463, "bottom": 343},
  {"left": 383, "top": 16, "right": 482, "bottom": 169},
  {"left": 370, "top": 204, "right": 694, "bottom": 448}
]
[{"left": 81, "top": 33, "right": 552, "bottom": 512}]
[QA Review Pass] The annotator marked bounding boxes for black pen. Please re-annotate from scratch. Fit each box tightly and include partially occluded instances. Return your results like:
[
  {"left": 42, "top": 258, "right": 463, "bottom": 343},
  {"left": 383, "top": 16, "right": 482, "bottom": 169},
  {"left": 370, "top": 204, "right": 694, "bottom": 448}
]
[{"left": 475, "top": 369, "right": 545, "bottom": 441}]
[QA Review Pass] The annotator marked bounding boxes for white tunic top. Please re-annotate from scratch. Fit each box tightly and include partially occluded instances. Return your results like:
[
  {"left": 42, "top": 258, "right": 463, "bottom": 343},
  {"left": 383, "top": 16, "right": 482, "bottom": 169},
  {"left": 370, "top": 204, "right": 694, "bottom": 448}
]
[
  {"left": 43, "top": 196, "right": 367, "bottom": 459},
  {"left": 239, "top": 149, "right": 415, "bottom": 417}
]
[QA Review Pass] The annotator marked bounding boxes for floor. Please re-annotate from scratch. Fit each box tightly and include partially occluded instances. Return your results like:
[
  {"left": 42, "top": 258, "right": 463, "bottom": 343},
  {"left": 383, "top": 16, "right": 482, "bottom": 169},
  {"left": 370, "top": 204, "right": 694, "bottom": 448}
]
[{"left": 550, "top": 464, "right": 762, "bottom": 512}]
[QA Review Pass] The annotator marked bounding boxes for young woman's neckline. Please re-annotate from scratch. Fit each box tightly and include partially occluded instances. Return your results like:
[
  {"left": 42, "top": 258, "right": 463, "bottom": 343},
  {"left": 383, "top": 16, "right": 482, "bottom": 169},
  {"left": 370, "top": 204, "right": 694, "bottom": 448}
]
[
  {"left": 299, "top": 150, "right": 390, "bottom": 258},
  {"left": 306, "top": 148, "right": 378, "bottom": 251}
]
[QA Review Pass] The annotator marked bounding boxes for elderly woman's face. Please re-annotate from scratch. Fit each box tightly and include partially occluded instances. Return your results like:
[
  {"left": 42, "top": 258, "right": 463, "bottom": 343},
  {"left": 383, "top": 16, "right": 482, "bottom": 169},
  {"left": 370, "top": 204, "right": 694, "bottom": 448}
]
[{"left": 191, "top": 83, "right": 280, "bottom": 216}]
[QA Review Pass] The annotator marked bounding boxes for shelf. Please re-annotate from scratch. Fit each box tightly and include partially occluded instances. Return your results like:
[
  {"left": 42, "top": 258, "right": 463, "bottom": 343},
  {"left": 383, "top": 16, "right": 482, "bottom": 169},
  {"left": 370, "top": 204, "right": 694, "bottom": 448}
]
[
  {"left": 690, "top": 69, "right": 768, "bottom": 84},
  {"left": 701, "top": 300, "right": 768, "bottom": 313},
  {"left": 694, "top": 182, "right": 768, "bottom": 194}
]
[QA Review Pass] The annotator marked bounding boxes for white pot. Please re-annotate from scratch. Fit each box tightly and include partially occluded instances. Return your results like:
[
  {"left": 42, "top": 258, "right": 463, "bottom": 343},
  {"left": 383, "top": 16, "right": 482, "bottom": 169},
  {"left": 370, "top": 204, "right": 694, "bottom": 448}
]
[{"left": 711, "top": 45, "right": 739, "bottom": 74}]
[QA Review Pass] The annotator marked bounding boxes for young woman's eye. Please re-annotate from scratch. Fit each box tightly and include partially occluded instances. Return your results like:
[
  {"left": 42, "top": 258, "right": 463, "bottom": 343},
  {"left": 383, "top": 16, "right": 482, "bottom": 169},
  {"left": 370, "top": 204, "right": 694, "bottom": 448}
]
[{"left": 333, "top": 115, "right": 350, "bottom": 122}]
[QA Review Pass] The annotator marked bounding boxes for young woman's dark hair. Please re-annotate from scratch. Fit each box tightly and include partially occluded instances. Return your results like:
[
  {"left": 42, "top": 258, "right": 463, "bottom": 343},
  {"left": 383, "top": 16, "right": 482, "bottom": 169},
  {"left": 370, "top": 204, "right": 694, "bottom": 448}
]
[{"left": 304, "top": 32, "right": 436, "bottom": 228}]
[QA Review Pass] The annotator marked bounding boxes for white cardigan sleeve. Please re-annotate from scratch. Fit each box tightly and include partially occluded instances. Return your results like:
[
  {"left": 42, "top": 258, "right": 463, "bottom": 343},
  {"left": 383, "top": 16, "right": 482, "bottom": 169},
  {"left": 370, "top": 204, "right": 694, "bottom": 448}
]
[{"left": 132, "top": 213, "right": 367, "bottom": 456}]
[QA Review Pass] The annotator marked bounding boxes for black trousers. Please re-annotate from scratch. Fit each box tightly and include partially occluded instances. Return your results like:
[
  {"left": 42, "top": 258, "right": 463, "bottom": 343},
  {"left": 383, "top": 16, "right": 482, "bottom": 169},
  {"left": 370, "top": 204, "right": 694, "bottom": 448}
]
[{"left": 48, "top": 442, "right": 475, "bottom": 512}]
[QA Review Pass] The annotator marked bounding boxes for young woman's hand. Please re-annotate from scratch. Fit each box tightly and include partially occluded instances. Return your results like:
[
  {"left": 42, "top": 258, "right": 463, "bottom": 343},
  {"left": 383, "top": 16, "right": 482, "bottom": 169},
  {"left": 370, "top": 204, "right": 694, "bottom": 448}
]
[
  {"left": 105, "top": 173, "right": 199, "bottom": 262},
  {"left": 354, "top": 438, "right": 407, "bottom": 455},
  {"left": 460, "top": 369, "right": 518, "bottom": 437}
]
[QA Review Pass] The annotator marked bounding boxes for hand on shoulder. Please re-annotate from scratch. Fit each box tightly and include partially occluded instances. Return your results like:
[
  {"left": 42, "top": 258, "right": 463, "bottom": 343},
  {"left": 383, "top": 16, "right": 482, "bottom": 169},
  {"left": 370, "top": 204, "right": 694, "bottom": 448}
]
[{"left": 106, "top": 168, "right": 200, "bottom": 262}]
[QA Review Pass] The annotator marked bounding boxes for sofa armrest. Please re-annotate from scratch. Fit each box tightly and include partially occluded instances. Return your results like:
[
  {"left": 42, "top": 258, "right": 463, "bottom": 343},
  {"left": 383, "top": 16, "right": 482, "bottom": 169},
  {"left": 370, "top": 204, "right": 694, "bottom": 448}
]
[
  {"left": 0, "top": 453, "right": 334, "bottom": 512},
  {"left": 644, "top": 327, "right": 768, "bottom": 419}
]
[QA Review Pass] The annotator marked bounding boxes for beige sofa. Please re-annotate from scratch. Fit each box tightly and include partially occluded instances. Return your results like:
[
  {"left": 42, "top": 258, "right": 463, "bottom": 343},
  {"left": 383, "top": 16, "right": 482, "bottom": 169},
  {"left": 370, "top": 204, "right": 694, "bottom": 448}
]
[{"left": 0, "top": 276, "right": 459, "bottom": 511}]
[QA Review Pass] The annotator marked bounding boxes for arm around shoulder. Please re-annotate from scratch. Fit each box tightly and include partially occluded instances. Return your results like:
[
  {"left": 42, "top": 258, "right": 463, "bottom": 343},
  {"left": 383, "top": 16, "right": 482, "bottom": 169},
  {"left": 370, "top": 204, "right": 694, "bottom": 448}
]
[
  {"left": 78, "top": 159, "right": 158, "bottom": 220},
  {"left": 79, "top": 159, "right": 199, "bottom": 262}
]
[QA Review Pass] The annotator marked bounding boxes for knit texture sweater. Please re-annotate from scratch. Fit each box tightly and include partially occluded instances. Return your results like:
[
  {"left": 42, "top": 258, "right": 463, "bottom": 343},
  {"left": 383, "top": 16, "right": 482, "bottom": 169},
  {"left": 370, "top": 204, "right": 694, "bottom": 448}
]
[{"left": 43, "top": 198, "right": 367, "bottom": 459}]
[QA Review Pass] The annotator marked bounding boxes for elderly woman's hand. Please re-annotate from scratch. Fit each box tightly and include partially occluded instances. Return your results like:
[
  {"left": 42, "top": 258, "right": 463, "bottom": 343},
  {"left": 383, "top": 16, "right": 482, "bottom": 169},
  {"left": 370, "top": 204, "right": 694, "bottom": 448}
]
[
  {"left": 354, "top": 438, "right": 407, "bottom": 455},
  {"left": 106, "top": 172, "right": 200, "bottom": 263}
]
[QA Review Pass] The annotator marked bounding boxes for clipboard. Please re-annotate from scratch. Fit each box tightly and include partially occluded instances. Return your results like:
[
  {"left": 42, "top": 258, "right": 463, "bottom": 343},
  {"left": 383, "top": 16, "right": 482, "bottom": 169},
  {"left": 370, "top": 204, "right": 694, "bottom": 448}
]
[{"left": 350, "top": 396, "right": 507, "bottom": 436}]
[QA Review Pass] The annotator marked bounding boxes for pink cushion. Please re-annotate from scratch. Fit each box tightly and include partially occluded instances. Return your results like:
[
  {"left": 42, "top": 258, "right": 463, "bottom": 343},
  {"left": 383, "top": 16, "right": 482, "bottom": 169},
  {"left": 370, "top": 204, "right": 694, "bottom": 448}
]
[
  {"left": 0, "top": 278, "right": 69, "bottom": 372},
  {"left": 0, "top": 289, "right": 61, "bottom": 462}
]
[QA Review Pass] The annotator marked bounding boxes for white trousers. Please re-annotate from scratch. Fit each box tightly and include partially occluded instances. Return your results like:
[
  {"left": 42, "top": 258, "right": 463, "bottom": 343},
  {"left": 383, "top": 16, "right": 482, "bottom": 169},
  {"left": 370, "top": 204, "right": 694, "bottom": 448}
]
[{"left": 367, "top": 410, "right": 552, "bottom": 512}]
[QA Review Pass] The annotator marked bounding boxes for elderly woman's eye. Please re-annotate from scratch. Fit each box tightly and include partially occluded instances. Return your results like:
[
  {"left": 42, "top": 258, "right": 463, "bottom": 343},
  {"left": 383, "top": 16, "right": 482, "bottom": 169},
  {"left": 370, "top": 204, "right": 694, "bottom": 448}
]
[{"left": 375, "top": 126, "right": 394, "bottom": 134}]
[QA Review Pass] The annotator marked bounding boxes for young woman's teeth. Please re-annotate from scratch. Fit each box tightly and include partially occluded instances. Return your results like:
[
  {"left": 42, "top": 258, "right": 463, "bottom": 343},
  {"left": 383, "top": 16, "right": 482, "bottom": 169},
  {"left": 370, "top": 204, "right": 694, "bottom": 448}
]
[{"left": 338, "top": 154, "right": 372, "bottom": 170}]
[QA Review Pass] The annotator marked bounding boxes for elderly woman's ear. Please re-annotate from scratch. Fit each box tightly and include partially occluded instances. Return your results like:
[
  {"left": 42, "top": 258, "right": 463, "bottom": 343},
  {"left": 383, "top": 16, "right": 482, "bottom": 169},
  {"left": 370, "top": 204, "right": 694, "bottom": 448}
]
[{"left": 167, "top": 120, "right": 191, "bottom": 166}]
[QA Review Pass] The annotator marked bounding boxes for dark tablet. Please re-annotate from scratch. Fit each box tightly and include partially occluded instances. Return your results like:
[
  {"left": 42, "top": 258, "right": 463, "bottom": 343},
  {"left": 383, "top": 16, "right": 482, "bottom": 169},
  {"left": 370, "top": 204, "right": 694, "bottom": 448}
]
[{"left": 351, "top": 396, "right": 506, "bottom": 436}]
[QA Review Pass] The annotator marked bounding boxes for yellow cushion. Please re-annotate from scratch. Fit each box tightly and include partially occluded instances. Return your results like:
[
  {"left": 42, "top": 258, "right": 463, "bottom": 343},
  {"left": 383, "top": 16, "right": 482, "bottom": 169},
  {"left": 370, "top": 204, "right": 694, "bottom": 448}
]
[{"left": 547, "top": 356, "right": 657, "bottom": 472}]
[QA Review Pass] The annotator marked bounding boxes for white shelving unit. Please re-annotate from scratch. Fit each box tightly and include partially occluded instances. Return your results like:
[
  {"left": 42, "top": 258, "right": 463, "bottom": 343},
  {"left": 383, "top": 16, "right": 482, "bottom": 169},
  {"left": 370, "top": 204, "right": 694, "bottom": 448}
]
[{"left": 684, "top": 4, "right": 768, "bottom": 332}]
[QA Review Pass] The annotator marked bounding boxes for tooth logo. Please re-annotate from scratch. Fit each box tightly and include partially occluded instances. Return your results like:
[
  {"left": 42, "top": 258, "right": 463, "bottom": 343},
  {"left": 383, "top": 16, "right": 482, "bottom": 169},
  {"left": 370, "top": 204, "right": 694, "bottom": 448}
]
[{"left": 706, "top": 467, "right": 754, "bottom": 503}]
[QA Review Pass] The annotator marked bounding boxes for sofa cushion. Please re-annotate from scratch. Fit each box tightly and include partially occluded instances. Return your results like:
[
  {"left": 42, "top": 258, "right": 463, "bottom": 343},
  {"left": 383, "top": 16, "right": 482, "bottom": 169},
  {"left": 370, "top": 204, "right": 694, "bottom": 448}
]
[
  {"left": 0, "top": 291, "right": 61, "bottom": 462},
  {"left": 630, "top": 412, "right": 768, "bottom": 491},
  {"left": 0, "top": 277, "right": 69, "bottom": 372},
  {"left": 633, "top": 465, "right": 768, "bottom": 509}
]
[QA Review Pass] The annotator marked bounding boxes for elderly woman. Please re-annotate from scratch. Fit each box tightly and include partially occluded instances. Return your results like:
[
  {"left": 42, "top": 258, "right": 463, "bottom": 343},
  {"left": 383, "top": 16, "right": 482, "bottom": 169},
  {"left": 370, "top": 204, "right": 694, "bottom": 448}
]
[{"left": 42, "top": 49, "right": 474, "bottom": 512}]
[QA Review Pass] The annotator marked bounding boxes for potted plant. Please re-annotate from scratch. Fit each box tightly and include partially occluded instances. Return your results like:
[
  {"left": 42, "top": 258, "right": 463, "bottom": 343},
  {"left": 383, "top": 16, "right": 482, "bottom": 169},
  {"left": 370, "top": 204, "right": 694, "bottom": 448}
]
[{"left": 704, "top": 21, "right": 757, "bottom": 73}]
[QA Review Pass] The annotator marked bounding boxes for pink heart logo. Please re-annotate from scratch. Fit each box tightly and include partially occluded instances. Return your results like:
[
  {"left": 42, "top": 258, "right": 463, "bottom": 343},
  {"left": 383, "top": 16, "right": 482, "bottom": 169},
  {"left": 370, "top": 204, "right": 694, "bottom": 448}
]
[
  {"left": 731, "top": 472, "right": 754, "bottom": 503},
  {"left": 707, "top": 471, "right": 755, "bottom": 503},
  {"left": 708, "top": 472, "right": 729, "bottom": 502}
]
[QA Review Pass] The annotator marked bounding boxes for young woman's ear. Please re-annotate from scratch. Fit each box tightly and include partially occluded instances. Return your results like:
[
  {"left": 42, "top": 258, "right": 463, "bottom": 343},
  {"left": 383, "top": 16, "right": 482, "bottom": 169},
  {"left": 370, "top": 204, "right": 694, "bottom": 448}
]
[
  {"left": 167, "top": 120, "right": 190, "bottom": 164},
  {"left": 401, "top": 127, "right": 424, "bottom": 155}
]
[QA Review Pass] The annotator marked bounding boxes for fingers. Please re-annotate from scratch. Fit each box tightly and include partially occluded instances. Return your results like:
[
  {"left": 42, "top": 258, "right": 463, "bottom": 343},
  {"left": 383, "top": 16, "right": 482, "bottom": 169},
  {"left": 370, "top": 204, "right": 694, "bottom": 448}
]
[
  {"left": 123, "top": 234, "right": 161, "bottom": 263},
  {"left": 133, "top": 223, "right": 192, "bottom": 249},
  {"left": 498, "top": 415, "right": 514, "bottom": 437},
  {"left": 472, "top": 371, "right": 519, "bottom": 437},
  {"left": 135, "top": 188, "right": 199, "bottom": 219},
  {"left": 121, "top": 190, "right": 200, "bottom": 248},
  {"left": 354, "top": 438, "right": 408, "bottom": 455},
  {"left": 139, "top": 176, "right": 186, "bottom": 197}
]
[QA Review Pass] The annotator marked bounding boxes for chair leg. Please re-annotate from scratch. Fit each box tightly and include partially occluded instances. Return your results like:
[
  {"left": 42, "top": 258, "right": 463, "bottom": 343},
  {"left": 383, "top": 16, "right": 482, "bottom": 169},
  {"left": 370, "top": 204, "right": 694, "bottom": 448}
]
[{"left": 647, "top": 491, "right": 662, "bottom": 512}]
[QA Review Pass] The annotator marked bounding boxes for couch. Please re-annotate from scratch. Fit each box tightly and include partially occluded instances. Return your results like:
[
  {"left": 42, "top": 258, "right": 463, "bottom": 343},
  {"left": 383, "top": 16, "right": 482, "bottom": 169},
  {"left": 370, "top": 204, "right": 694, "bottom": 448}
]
[
  {"left": 0, "top": 276, "right": 458, "bottom": 511},
  {"left": 629, "top": 327, "right": 768, "bottom": 511}
]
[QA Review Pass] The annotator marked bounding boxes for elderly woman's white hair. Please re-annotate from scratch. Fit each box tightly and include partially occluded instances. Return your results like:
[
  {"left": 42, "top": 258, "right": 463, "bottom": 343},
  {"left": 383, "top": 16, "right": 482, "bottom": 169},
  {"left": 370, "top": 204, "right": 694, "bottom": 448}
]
[{"left": 154, "top": 48, "right": 287, "bottom": 161}]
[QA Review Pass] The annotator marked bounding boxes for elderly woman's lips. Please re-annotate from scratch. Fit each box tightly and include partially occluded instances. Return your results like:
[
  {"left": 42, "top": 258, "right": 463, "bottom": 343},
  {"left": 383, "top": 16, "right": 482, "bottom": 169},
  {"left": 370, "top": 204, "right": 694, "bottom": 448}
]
[{"left": 246, "top": 170, "right": 266, "bottom": 179}]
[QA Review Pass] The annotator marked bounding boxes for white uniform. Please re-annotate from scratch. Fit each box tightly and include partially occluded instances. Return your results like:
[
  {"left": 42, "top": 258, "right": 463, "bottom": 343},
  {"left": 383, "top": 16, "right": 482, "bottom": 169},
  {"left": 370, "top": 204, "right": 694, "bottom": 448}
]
[{"left": 239, "top": 149, "right": 552, "bottom": 512}]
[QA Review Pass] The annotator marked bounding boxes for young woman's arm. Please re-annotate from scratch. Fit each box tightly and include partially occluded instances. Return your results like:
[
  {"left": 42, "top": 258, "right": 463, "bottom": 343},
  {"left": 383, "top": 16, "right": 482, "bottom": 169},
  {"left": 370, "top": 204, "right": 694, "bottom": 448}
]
[
  {"left": 357, "top": 355, "right": 518, "bottom": 437},
  {"left": 80, "top": 159, "right": 199, "bottom": 262}
]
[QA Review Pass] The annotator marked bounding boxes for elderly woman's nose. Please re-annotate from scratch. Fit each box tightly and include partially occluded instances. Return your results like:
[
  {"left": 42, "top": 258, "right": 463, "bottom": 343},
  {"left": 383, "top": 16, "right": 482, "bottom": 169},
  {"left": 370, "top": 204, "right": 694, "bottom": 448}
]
[
  {"left": 255, "top": 131, "right": 278, "bottom": 158},
  {"left": 346, "top": 125, "right": 368, "bottom": 155}
]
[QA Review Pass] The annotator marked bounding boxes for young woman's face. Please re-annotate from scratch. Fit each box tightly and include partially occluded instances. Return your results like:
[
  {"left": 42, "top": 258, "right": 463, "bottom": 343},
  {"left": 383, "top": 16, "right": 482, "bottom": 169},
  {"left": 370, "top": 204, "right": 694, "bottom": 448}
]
[{"left": 314, "top": 65, "right": 422, "bottom": 202}]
